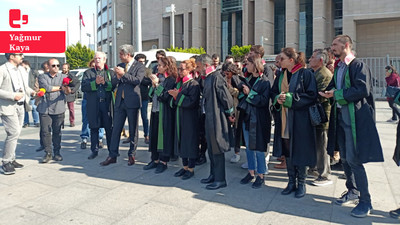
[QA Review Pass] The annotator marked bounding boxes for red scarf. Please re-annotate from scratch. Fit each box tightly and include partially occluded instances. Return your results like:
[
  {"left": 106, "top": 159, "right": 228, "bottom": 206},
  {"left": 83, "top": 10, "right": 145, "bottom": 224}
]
[{"left": 291, "top": 63, "right": 303, "bottom": 74}]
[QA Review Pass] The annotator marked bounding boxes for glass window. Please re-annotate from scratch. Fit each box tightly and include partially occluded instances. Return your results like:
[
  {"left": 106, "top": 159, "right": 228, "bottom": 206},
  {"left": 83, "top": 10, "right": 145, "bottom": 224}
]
[
  {"left": 299, "top": 0, "right": 313, "bottom": 58},
  {"left": 101, "top": 11, "right": 107, "bottom": 26},
  {"left": 97, "top": 14, "right": 102, "bottom": 29},
  {"left": 102, "top": 43, "right": 108, "bottom": 53},
  {"left": 334, "top": 0, "right": 343, "bottom": 36},
  {"left": 108, "top": 7, "right": 113, "bottom": 22},
  {"left": 101, "top": 0, "right": 108, "bottom": 9},
  {"left": 97, "top": 30, "right": 101, "bottom": 42},
  {"left": 274, "top": 0, "right": 286, "bottom": 54},
  {"left": 102, "top": 26, "right": 107, "bottom": 40},
  {"left": 109, "top": 24, "right": 113, "bottom": 38},
  {"left": 221, "top": 0, "right": 242, "bottom": 58},
  {"left": 97, "top": 1, "right": 101, "bottom": 13}
]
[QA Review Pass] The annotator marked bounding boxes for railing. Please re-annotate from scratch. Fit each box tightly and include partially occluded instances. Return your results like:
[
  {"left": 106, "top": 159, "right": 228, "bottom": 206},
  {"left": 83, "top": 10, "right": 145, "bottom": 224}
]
[{"left": 358, "top": 55, "right": 400, "bottom": 100}]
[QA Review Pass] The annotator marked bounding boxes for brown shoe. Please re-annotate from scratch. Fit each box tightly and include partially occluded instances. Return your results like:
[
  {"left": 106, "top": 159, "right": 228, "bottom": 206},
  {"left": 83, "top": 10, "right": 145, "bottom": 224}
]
[
  {"left": 128, "top": 156, "right": 135, "bottom": 166},
  {"left": 100, "top": 157, "right": 117, "bottom": 166},
  {"left": 144, "top": 136, "right": 149, "bottom": 144},
  {"left": 274, "top": 158, "right": 286, "bottom": 169},
  {"left": 277, "top": 156, "right": 285, "bottom": 162}
]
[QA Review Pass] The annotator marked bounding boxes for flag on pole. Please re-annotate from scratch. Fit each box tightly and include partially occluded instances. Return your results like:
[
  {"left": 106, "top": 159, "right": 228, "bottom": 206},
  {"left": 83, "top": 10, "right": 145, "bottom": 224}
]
[{"left": 79, "top": 10, "right": 85, "bottom": 27}]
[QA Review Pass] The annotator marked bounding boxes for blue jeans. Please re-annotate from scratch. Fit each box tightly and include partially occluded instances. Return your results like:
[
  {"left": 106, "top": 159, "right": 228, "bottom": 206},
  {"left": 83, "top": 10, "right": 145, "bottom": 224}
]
[
  {"left": 337, "top": 107, "right": 371, "bottom": 204},
  {"left": 140, "top": 100, "right": 149, "bottom": 137},
  {"left": 24, "top": 99, "right": 39, "bottom": 124},
  {"left": 80, "top": 97, "right": 104, "bottom": 141},
  {"left": 243, "top": 124, "right": 266, "bottom": 174}
]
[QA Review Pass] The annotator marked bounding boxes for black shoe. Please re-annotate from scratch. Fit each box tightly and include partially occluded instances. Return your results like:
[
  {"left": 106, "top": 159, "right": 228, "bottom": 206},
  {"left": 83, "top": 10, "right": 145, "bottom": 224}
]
[
  {"left": 200, "top": 174, "right": 215, "bottom": 184},
  {"left": 88, "top": 151, "right": 98, "bottom": 160},
  {"left": 155, "top": 163, "right": 167, "bottom": 174},
  {"left": 174, "top": 168, "right": 186, "bottom": 177},
  {"left": 195, "top": 155, "right": 207, "bottom": 165},
  {"left": 335, "top": 189, "right": 360, "bottom": 205},
  {"left": 11, "top": 161, "right": 24, "bottom": 169},
  {"left": 2, "top": 162, "right": 15, "bottom": 175},
  {"left": 389, "top": 208, "right": 400, "bottom": 219},
  {"left": 281, "top": 181, "right": 297, "bottom": 195},
  {"left": 81, "top": 141, "right": 87, "bottom": 149},
  {"left": 98, "top": 141, "right": 104, "bottom": 149},
  {"left": 182, "top": 170, "right": 194, "bottom": 180},
  {"left": 34, "top": 123, "right": 40, "bottom": 127},
  {"left": 295, "top": 183, "right": 306, "bottom": 198},
  {"left": 240, "top": 173, "right": 254, "bottom": 184},
  {"left": 41, "top": 153, "right": 52, "bottom": 163},
  {"left": 143, "top": 161, "right": 158, "bottom": 170},
  {"left": 53, "top": 154, "right": 63, "bottom": 161},
  {"left": 206, "top": 181, "right": 227, "bottom": 190},
  {"left": 22, "top": 123, "right": 28, "bottom": 128},
  {"left": 35, "top": 146, "right": 45, "bottom": 152},
  {"left": 351, "top": 201, "right": 373, "bottom": 218},
  {"left": 252, "top": 176, "right": 264, "bottom": 189}
]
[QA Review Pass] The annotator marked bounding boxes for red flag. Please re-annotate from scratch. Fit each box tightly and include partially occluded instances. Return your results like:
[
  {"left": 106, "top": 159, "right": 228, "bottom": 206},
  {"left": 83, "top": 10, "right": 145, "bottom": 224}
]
[{"left": 79, "top": 10, "right": 85, "bottom": 27}]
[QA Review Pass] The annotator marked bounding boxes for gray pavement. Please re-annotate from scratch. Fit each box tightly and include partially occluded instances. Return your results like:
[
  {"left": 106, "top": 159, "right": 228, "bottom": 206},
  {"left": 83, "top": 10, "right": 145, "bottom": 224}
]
[{"left": 0, "top": 100, "right": 399, "bottom": 225}]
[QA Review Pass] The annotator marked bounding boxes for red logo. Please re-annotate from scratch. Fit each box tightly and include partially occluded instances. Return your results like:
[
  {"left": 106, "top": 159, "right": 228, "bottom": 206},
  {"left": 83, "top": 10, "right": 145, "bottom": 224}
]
[{"left": 9, "top": 9, "right": 28, "bottom": 28}]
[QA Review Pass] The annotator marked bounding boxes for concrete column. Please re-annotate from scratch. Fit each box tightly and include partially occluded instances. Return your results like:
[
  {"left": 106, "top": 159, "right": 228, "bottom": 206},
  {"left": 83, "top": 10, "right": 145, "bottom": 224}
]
[
  {"left": 286, "top": 0, "right": 300, "bottom": 50},
  {"left": 206, "top": 0, "right": 221, "bottom": 55},
  {"left": 313, "top": 0, "right": 328, "bottom": 50},
  {"left": 232, "top": 12, "right": 236, "bottom": 46},
  {"left": 242, "top": 0, "right": 249, "bottom": 45},
  {"left": 254, "top": 0, "right": 274, "bottom": 55},
  {"left": 191, "top": 0, "right": 204, "bottom": 48},
  {"left": 342, "top": 0, "right": 357, "bottom": 50}
]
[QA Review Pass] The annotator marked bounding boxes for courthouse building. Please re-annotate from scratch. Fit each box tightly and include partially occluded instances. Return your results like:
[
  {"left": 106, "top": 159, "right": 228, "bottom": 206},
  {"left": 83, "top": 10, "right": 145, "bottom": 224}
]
[{"left": 96, "top": 0, "right": 400, "bottom": 65}]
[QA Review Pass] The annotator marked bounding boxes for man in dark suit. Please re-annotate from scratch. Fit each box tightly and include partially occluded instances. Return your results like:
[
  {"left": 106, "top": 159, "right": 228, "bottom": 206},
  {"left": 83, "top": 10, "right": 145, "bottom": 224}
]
[{"left": 100, "top": 44, "right": 145, "bottom": 166}]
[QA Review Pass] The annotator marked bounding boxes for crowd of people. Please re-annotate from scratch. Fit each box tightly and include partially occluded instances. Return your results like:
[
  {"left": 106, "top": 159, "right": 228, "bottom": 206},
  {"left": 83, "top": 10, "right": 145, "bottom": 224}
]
[{"left": 1, "top": 34, "right": 399, "bottom": 219}]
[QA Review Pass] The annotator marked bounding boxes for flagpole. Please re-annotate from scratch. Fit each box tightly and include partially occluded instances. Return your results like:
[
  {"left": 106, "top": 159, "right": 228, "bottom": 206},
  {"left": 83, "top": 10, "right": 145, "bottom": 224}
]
[
  {"left": 66, "top": 18, "right": 69, "bottom": 47},
  {"left": 79, "top": 6, "right": 81, "bottom": 44},
  {"left": 93, "top": 13, "right": 96, "bottom": 51}
]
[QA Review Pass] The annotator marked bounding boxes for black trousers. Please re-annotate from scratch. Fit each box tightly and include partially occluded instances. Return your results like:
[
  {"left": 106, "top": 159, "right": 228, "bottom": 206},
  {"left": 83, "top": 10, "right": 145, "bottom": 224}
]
[
  {"left": 198, "top": 113, "right": 207, "bottom": 157},
  {"left": 39, "top": 113, "right": 64, "bottom": 155},
  {"left": 90, "top": 101, "right": 113, "bottom": 153},
  {"left": 109, "top": 99, "right": 139, "bottom": 158},
  {"left": 149, "top": 111, "right": 159, "bottom": 161},
  {"left": 389, "top": 99, "right": 400, "bottom": 120}
]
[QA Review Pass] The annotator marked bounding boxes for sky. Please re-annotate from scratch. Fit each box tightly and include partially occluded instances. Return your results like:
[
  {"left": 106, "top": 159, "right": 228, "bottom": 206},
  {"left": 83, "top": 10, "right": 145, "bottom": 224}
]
[{"left": 0, "top": 0, "right": 97, "bottom": 47}]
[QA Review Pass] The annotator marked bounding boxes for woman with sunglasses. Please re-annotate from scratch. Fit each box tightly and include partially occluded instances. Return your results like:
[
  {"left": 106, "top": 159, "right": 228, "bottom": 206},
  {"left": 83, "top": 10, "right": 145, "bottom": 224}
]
[
  {"left": 168, "top": 58, "right": 201, "bottom": 180},
  {"left": 271, "top": 47, "right": 318, "bottom": 198}
]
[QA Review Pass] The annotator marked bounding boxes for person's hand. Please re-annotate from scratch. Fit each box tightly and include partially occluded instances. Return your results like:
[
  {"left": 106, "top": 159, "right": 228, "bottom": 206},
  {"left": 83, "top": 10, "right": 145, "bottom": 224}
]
[
  {"left": 114, "top": 66, "right": 125, "bottom": 79},
  {"left": 242, "top": 85, "right": 250, "bottom": 95},
  {"left": 99, "top": 76, "right": 105, "bottom": 85},
  {"left": 14, "top": 92, "right": 23, "bottom": 101},
  {"left": 31, "top": 91, "right": 37, "bottom": 97},
  {"left": 96, "top": 75, "right": 103, "bottom": 84},
  {"left": 319, "top": 90, "right": 334, "bottom": 98},
  {"left": 150, "top": 74, "right": 159, "bottom": 87},
  {"left": 168, "top": 88, "right": 179, "bottom": 99},
  {"left": 277, "top": 92, "right": 286, "bottom": 105},
  {"left": 62, "top": 86, "right": 71, "bottom": 95}
]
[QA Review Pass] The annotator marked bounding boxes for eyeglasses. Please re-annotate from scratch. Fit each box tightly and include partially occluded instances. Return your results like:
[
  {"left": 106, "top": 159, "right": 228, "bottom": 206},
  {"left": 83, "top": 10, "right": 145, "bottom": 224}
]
[
  {"left": 51, "top": 64, "right": 60, "bottom": 68},
  {"left": 138, "top": 60, "right": 145, "bottom": 64}
]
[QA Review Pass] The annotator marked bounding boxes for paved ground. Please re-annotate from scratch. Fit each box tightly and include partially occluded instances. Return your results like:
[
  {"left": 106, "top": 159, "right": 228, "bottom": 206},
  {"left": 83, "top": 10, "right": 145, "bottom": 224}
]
[{"left": 0, "top": 100, "right": 399, "bottom": 225}]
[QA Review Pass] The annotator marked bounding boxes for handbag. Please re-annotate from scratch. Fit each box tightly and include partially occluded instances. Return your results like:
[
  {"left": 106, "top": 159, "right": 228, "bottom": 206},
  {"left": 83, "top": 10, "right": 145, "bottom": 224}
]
[{"left": 309, "top": 101, "right": 328, "bottom": 126}]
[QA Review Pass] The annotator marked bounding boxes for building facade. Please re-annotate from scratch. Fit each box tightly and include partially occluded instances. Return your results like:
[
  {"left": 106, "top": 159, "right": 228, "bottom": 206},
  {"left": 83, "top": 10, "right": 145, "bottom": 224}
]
[{"left": 96, "top": 0, "right": 400, "bottom": 66}]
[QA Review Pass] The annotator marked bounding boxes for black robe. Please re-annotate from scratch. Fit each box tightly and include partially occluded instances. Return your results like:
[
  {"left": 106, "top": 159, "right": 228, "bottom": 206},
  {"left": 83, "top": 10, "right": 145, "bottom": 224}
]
[
  {"left": 326, "top": 58, "right": 383, "bottom": 163},
  {"left": 81, "top": 68, "right": 115, "bottom": 128},
  {"left": 271, "top": 68, "right": 318, "bottom": 167},
  {"left": 203, "top": 70, "right": 234, "bottom": 154},
  {"left": 238, "top": 74, "right": 271, "bottom": 151},
  {"left": 174, "top": 79, "right": 200, "bottom": 158},
  {"left": 155, "top": 76, "right": 176, "bottom": 156}
]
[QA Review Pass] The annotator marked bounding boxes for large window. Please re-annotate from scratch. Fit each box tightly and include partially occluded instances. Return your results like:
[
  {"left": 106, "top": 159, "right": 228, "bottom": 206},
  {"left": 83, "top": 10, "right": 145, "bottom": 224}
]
[
  {"left": 101, "top": 11, "right": 107, "bottom": 26},
  {"left": 334, "top": 0, "right": 343, "bottom": 36},
  {"left": 221, "top": 0, "right": 242, "bottom": 57},
  {"left": 274, "top": 0, "right": 286, "bottom": 54},
  {"left": 101, "top": 0, "right": 108, "bottom": 9},
  {"left": 97, "top": 14, "right": 102, "bottom": 29},
  {"left": 299, "top": 0, "right": 313, "bottom": 58}
]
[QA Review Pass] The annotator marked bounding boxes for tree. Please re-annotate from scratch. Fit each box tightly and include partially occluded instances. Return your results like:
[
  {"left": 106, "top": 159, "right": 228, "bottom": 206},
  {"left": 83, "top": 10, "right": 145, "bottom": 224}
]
[
  {"left": 166, "top": 46, "right": 206, "bottom": 54},
  {"left": 230, "top": 45, "right": 252, "bottom": 59},
  {"left": 65, "top": 42, "right": 95, "bottom": 69}
]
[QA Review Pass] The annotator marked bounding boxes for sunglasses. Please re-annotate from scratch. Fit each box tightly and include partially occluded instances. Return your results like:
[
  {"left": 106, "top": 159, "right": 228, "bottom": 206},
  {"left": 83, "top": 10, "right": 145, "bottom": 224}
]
[{"left": 51, "top": 64, "right": 60, "bottom": 68}]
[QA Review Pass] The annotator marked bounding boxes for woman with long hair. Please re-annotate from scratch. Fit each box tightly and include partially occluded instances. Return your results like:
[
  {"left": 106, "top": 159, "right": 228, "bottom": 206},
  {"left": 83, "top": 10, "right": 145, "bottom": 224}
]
[
  {"left": 385, "top": 65, "right": 400, "bottom": 122},
  {"left": 143, "top": 56, "right": 178, "bottom": 173},
  {"left": 271, "top": 47, "right": 318, "bottom": 198},
  {"left": 169, "top": 59, "right": 201, "bottom": 180}
]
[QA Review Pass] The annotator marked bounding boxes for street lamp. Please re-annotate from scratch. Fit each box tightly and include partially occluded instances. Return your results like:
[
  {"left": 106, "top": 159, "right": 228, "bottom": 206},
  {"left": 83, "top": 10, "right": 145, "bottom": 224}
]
[
  {"left": 165, "top": 4, "right": 176, "bottom": 48},
  {"left": 86, "top": 33, "right": 91, "bottom": 50}
]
